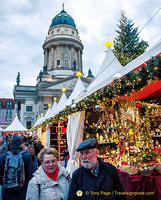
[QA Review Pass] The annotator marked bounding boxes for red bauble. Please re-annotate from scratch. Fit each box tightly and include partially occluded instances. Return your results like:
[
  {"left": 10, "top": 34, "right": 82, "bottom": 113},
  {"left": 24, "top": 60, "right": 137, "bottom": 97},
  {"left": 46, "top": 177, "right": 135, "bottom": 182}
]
[{"left": 135, "top": 103, "right": 141, "bottom": 108}]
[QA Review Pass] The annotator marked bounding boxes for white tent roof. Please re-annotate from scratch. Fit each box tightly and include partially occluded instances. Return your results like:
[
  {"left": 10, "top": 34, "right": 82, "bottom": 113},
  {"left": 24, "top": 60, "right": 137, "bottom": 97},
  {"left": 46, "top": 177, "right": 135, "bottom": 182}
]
[
  {"left": 38, "top": 79, "right": 85, "bottom": 125},
  {"left": 42, "top": 100, "right": 58, "bottom": 123},
  {"left": 75, "top": 47, "right": 123, "bottom": 102},
  {"left": 65, "top": 77, "right": 85, "bottom": 106},
  {"left": 32, "top": 114, "right": 43, "bottom": 128},
  {"left": 114, "top": 38, "right": 161, "bottom": 79},
  {"left": 47, "top": 92, "right": 67, "bottom": 119},
  {"left": 4, "top": 116, "right": 28, "bottom": 132},
  {"left": 76, "top": 39, "right": 161, "bottom": 103},
  {"left": 32, "top": 101, "right": 58, "bottom": 128}
]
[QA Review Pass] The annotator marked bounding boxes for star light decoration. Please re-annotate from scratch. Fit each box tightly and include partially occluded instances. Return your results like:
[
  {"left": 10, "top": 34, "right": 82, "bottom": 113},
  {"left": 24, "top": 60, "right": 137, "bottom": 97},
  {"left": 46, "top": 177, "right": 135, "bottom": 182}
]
[
  {"left": 120, "top": 107, "right": 134, "bottom": 120},
  {"left": 76, "top": 71, "right": 82, "bottom": 77},
  {"left": 105, "top": 40, "right": 113, "bottom": 48}
]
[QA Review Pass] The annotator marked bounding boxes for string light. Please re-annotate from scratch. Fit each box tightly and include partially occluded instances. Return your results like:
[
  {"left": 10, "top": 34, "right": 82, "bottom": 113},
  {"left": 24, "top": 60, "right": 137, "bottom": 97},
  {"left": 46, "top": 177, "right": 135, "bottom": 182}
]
[
  {"left": 76, "top": 71, "right": 82, "bottom": 77},
  {"left": 62, "top": 88, "right": 66, "bottom": 92}
]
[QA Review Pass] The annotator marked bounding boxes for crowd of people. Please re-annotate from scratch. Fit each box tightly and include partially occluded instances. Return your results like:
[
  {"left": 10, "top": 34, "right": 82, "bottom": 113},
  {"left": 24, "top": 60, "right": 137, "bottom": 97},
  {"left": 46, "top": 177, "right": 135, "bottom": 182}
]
[{"left": 0, "top": 136, "right": 126, "bottom": 200}]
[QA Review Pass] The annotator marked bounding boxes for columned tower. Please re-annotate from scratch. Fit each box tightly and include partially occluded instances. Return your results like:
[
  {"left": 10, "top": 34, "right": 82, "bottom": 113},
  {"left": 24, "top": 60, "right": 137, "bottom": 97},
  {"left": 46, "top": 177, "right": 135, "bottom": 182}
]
[{"left": 42, "top": 6, "right": 83, "bottom": 80}]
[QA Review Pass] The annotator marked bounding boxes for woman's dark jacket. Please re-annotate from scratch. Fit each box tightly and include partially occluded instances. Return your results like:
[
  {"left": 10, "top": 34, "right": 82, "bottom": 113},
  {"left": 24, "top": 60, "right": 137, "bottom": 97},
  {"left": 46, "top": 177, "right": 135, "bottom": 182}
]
[
  {"left": 68, "top": 158, "right": 126, "bottom": 200},
  {"left": 0, "top": 144, "right": 33, "bottom": 200}
]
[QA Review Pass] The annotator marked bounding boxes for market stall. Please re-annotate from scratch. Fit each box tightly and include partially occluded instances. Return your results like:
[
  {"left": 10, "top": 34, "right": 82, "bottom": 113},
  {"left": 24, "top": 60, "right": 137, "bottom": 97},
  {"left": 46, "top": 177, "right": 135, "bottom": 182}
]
[
  {"left": 45, "top": 40, "right": 161, "bottom": 198},
  {"left": 31, "top": 74, "right": 86, "bottom": 163},
  {"left": 74, "top": 41, "right": 161, "bottom": 199},
  {"left": 1, "top": 115, "right": 30, "bottom": 136},
  {"left": 31, "top": 38, "right": 161, "bottom": 199}
]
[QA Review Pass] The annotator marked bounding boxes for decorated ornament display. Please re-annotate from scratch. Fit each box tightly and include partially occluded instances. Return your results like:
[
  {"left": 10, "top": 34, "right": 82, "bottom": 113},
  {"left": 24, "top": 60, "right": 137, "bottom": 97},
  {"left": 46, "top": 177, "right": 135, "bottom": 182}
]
[{"left": 83, "top": 99, "right": 161, "bottom": 175}]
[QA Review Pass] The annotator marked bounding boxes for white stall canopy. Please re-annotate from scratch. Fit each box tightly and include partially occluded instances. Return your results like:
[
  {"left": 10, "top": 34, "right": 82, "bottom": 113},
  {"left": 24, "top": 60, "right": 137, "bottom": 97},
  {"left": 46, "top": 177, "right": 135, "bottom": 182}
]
[{"left": 3, "top": 116, "right": 28, "bottom": 132}]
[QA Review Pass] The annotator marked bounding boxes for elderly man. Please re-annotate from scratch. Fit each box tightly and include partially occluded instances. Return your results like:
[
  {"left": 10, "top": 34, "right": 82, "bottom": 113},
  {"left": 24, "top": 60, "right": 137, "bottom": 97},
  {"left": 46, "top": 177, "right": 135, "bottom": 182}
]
[{"left": 68, "top": 138, "right": 126, "bottom": 200}]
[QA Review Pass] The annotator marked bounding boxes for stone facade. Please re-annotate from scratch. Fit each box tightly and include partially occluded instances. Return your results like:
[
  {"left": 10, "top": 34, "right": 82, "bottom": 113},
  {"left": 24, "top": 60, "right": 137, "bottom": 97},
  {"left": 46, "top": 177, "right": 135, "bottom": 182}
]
[
  {"left": 0, "top": 99, "right": 15, "bottom": 129},
  {"left": 13, "top": 8, "right": 93, "bottom": 129}
]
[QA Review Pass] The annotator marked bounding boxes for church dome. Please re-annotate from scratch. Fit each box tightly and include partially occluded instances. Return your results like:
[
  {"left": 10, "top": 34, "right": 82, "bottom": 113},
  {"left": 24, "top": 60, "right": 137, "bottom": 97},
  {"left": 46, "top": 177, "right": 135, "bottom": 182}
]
[{"left": 50, "top": 9, "right": 76, "bottom": 28}]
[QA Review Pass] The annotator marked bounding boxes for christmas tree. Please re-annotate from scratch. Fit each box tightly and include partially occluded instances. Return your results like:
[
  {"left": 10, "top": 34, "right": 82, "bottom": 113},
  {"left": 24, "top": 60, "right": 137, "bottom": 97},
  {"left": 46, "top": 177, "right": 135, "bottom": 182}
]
[{"left": 113, "top": 11, "right": 149, "bottom": 66}]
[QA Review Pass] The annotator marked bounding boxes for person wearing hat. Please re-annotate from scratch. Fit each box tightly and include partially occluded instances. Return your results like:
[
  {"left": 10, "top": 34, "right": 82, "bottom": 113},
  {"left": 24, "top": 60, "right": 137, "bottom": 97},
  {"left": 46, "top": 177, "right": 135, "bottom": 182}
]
[
  {"left": 68, "top": 138, "right": 126, "bottom": 200},
  {"left": 0, "top": 135, "right": 33, "bottom": 200}
]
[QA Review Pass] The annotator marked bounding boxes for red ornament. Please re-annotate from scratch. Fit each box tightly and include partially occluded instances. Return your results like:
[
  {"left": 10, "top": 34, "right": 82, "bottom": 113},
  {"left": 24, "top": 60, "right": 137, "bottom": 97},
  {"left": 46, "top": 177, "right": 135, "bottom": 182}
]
[{"left": 135, "top": 103, "right": 141, "bottom": 108}]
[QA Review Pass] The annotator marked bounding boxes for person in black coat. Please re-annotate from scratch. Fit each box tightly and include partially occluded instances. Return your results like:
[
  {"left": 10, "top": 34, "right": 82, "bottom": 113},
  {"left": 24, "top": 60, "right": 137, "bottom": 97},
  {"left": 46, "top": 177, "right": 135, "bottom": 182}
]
[
  {"left": 68, "top": 138, "right": 126, "bottom": 200},
  {"left": 0, "top": 135, "right": 33, "bottom": 200}
]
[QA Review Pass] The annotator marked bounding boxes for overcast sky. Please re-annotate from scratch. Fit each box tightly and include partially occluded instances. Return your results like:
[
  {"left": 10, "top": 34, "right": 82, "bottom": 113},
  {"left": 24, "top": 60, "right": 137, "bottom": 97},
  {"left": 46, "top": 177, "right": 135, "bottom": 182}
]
[{"left": 0, "top": 0, "right": 161, "bottom": 98}]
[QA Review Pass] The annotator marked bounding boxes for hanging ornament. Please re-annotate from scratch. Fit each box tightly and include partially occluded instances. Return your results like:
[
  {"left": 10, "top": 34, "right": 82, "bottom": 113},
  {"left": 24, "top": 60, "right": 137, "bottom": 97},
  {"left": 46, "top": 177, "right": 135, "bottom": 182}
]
[
  {"left": 129, "top": 129, "right": 134, "bottom": 136},
  {"left": 135, "top": 102, "right": 141, "bottom": 108},
  {"left": 155, "top": 140, "right": 159, "bottom": 146}
]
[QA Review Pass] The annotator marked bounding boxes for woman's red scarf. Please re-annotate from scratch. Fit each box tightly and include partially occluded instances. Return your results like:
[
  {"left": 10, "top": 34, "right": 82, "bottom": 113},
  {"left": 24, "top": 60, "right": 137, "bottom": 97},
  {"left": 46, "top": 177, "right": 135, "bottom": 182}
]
[{"left": 44, "top": 167, "right": 59, "bottom": 181}]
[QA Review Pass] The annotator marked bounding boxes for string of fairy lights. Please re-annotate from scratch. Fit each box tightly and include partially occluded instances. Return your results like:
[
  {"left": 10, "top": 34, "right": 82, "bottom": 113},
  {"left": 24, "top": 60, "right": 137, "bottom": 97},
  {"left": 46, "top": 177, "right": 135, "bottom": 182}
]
[{"left": 32, "top": 52, "right": 161, "bottom": 130}]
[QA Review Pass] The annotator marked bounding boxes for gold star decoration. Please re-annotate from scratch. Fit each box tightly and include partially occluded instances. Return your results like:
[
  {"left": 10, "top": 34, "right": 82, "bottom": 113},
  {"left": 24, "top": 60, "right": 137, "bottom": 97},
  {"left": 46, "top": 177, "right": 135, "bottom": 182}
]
[{"left": 105, "top": 40, "right": 113, "bottom": 48}]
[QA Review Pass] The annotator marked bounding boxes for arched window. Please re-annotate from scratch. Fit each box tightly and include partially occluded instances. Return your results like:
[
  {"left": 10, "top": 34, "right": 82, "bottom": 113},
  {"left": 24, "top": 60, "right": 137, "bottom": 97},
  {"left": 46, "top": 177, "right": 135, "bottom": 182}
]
[
  {"left": 57, "top": 29, "right": 61, "bottom": 33},
  {"left": 73, "top": 60, "right": 77, "bottom": 70},
  {"left": 65, "top": 59, "right": 69, "bottom": 67},
  {"left": 57, "top": 59, "right": 61, "bottom": 68}
]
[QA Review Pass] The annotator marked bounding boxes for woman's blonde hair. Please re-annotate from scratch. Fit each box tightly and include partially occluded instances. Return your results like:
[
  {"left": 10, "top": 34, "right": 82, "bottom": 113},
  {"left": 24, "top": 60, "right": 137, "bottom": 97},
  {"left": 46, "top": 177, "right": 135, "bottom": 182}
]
[{"left": 38, "top": 147, "right": 59, "bottom": 161}]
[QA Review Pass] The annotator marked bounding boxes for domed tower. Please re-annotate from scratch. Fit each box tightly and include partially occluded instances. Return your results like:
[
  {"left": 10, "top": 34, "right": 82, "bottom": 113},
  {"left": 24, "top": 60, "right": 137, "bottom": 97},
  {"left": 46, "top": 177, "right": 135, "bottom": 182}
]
[{"left": 42, "top": 5, "right": 83, "bottom": 80}]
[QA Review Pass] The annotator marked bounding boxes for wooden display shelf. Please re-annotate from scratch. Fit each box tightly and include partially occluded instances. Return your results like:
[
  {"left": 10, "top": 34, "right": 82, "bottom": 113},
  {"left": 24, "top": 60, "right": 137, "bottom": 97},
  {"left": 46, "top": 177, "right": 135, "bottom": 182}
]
[{"left": 50, "top": 124, "right": 67, "bottom": 161}]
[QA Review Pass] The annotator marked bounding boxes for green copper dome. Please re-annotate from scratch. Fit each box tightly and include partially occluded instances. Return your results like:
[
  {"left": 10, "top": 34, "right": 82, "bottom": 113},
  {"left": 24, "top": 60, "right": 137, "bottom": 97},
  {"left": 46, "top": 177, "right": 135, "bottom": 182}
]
[{"left": 50, "top": 9, "right": 76, "bottom": 28}]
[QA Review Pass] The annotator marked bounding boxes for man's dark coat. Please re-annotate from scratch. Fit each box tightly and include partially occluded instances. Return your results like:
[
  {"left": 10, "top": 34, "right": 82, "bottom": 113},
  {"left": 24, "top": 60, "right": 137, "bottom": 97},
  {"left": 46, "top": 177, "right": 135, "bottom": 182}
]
[{"left": 68, "top": 158, "right": 126, "bottom": 200}]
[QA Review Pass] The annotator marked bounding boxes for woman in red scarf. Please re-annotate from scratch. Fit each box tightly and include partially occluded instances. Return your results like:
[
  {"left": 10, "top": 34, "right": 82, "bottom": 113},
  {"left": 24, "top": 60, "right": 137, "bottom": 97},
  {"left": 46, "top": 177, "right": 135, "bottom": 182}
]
[{"left": 26, "top": 148, "right": 70, "bottom": 200}]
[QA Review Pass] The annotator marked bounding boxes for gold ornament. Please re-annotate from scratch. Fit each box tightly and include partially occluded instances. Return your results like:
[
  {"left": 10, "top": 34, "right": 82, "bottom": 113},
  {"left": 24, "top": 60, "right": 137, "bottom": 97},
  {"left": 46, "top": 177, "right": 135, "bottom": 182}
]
[{"left": 105, "top": 40, "right": 113, "bottom": 48}]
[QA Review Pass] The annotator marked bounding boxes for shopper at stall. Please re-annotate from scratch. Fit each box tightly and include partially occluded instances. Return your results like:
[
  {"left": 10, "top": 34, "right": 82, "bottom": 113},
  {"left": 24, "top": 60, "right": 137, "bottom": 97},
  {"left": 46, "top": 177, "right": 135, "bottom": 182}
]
[
  {"left": 0, "top": 137, "right": 7, "bottom": 155},
  {"left": 0, "top": 135, "right": 33, "bottom": 200},
  {"left": 26, "top": 147, "right": 70, "bottom": 200},
  {"left": 68, "top": 138, "right": 126, "bottom": 200}
]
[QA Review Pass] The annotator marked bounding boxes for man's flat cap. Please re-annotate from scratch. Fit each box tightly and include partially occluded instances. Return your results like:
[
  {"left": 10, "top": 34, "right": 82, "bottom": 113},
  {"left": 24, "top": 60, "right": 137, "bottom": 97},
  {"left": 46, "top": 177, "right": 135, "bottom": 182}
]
[{"left": 76, "top": 138, "right": 98, "bottom": 151}]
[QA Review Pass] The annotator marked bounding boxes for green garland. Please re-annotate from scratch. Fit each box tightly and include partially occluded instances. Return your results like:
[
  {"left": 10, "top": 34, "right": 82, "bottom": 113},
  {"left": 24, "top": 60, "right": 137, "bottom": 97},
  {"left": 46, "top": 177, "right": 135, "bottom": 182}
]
[{"left": 32, "top": 55, "right": 161, "bottom": 130}]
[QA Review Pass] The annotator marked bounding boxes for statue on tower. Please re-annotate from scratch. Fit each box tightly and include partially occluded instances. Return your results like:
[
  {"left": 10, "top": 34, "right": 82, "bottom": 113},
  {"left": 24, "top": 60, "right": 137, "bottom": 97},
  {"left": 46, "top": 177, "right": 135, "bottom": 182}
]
[
  {"left": 87, "top": 68, "right": 94, "bottom": 78},
  {"left": 43, "top": 65, "right": 48, "bottom": 75},
  {"left": 39, "top": 70, "right": 43, "bottom": 82},
  {"left": 16, "top": 72, "right": 20, "bottom": 85}
]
